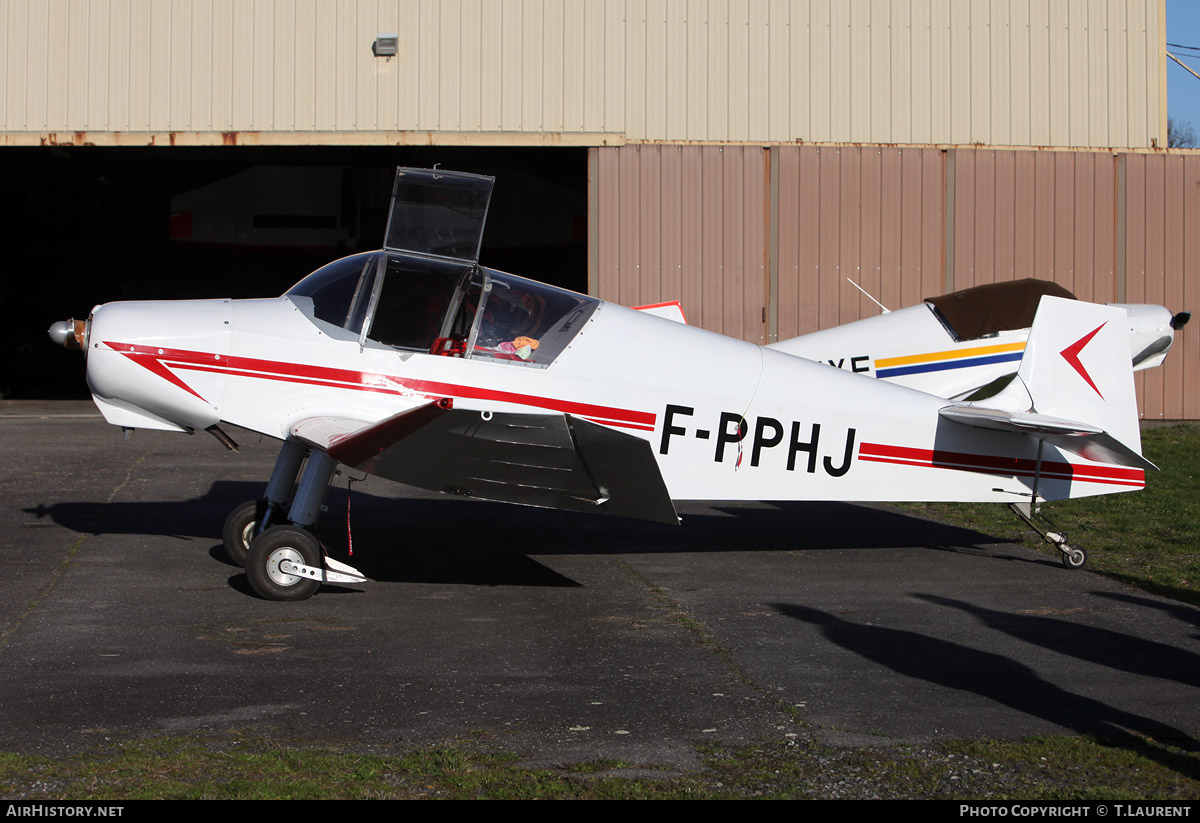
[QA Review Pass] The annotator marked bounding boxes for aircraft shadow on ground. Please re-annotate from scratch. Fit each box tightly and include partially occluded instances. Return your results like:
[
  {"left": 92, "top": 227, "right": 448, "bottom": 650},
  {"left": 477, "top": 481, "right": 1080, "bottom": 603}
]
[
  {"left": 914, "top": 593, "right": 1200, "bottom": 691},
  {"left": 25, "top": 479, "right": 1015, "bottom": 586},
  {"left": 1091, "top": 589, "right": 1200, "bottom": 635},
  {"left": 775, "top": 601, "right": 1200, "bottom": 781}
]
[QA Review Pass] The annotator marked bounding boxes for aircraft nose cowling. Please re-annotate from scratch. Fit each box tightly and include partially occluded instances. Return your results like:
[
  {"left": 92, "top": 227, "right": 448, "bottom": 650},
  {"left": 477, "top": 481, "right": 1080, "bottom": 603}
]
[
  {"left": 85, "top": 299, "right": 233, "bottom": 433},
  {"left": 1112, "top": 303, "right": 1181, "bottom": 371}
]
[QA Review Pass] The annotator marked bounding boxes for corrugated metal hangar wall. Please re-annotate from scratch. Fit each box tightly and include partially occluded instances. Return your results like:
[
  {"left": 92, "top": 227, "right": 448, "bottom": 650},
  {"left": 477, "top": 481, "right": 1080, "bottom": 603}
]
[
  {"left": 0, "top": 0, "right": 1168, "bottom": 147},
  {"left": 590, "top": 145, "right": 1200, "bottom": 420},
  {"left": 2, "top": 0, "right": 1195, "bottom": 418}
]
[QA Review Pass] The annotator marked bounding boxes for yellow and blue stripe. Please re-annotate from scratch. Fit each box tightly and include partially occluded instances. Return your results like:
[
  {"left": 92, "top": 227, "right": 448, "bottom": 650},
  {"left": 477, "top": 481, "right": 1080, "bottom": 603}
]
[{"left": 875, "top": 341, "right": 1026, "bottom": 379}]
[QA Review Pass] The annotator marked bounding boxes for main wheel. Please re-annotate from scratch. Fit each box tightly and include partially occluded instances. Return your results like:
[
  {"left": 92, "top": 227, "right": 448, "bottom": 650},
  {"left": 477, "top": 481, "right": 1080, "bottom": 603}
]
[
  {"left": 221, "top": 500, "right": 263, "bottom": 566},
  {"left": 246, "top": 526, "right": 323, "bottom": 601},
  {"left": 1060, "top": 545, "right": 1088, "bottom": 570}
]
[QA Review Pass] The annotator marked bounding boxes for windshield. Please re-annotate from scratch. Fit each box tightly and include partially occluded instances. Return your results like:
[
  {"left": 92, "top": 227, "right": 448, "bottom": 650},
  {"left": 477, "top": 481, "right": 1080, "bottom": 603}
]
[
  {"left": 470, "top": 269, "right": 599, "bottom": 366},
  {"left": 285, "top": 251, "right": 378, "bottom": 334}
]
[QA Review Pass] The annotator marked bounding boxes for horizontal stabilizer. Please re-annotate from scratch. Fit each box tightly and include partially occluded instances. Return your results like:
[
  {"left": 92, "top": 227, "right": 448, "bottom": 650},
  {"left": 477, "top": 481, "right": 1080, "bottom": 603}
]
[{"left": 938, "top": 406, "right": 1157, "bottom": 471}]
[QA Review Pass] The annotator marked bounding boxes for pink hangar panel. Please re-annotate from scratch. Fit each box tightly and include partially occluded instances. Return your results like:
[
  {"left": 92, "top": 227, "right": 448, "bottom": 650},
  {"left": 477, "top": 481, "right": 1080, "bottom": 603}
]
[
  {"left": 1182, "top": 155, "right": 1200, "bottom": 420},
  {"left": 589, "top": 145, "right": 1196, "bottom": 419},
  {"left": 589, "top": 145, "right": 768, "bottom": 342}
]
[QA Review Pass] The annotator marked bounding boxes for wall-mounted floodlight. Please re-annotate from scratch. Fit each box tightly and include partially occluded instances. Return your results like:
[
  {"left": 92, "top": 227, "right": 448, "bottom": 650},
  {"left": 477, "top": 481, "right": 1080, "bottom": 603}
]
[{"left": 373, "top": 34, "right": 398, "bottom": 58}]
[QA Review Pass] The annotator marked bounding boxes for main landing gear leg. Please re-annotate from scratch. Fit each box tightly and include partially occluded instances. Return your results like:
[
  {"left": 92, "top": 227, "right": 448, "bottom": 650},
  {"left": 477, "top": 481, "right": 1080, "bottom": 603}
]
[
  {"left": 244, "top": 448, "right": 369, "bottom": 601},
  {"left": 222, "top": 437, "right": 308, "bottom": 566},
  {"left": 285, "top": 449, "right": 338, "bottom": 531}
]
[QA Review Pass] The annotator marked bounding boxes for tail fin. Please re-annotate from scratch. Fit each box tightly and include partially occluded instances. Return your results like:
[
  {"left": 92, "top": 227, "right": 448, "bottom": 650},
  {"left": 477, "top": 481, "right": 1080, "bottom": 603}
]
[{"left": 940, "top": 295, "right": 1154, "bottom": 470}]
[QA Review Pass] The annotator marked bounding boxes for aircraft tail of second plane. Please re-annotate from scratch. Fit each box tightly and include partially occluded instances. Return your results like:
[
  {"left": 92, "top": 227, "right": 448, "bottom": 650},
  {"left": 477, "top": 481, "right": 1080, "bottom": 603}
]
[{"left": 938, "top": 296, "right": 1155, "bottom": 473}]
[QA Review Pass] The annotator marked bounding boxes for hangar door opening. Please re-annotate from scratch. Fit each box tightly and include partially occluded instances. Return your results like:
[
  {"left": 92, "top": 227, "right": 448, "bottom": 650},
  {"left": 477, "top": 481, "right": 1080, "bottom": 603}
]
[{"left": 5, "top": 146, "right": 587, "bottom": 398}]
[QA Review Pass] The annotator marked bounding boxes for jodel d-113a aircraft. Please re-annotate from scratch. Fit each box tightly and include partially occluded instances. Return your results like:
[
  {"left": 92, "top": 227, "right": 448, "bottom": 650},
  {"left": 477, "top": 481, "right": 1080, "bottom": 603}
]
[{"left": 48, "top": 168, "right": 1167, "bottom": 601}]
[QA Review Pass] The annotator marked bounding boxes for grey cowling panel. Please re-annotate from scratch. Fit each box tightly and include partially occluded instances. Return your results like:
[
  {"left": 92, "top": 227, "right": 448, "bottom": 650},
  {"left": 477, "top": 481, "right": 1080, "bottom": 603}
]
[{"left": 345, "top": 409, "right": 679, "bottom": 525}]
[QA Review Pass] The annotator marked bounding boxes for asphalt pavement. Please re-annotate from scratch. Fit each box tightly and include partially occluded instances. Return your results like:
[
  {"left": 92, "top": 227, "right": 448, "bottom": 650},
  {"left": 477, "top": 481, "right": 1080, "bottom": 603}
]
[{"left": 2, "top": 401, "right": 1197, "bottom": 769}]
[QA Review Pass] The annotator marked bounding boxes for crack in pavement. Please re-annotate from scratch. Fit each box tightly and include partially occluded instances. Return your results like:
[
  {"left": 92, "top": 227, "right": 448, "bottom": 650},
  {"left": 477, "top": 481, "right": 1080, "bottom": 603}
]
[
  {"left": 0, "top": 445, "right": 152, "bottom": 652},
  {"left": 607, "top": 554, "right": 808, "bottom": 733}
]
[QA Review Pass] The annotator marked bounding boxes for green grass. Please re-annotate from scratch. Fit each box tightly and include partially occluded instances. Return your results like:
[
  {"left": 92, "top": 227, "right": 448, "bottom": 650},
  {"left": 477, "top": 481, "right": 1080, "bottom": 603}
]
[
  {"left": 1, "top": 732, "right": 1197, "bottom": 800},
  {"left": 700, "top": 734, "right": 1200, "bottom": 800},
  {"left": 898, "top": 423, "right": 1200, "bottom": 606},
  {"left": 0, "top": 738, "right": 707, "bottom": 800}
]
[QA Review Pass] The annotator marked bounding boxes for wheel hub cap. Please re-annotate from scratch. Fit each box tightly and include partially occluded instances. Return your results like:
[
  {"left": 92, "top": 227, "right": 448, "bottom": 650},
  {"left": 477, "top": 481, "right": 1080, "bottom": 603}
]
[{"left": 266, "top": 547, "right": 304, "bottom": 586}]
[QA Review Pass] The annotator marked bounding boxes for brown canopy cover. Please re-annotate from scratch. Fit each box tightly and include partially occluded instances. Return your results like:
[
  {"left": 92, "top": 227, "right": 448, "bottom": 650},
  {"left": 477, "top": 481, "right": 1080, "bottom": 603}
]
[{"left": 925, "top": 278, "right": 1077, "bottom": 341}]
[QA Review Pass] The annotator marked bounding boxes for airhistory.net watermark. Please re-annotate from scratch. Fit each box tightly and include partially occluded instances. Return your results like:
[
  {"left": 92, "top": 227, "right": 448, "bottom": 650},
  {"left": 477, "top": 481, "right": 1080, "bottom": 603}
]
[{"left": 6, "top": 807, "right": 123, "bottom": 817}]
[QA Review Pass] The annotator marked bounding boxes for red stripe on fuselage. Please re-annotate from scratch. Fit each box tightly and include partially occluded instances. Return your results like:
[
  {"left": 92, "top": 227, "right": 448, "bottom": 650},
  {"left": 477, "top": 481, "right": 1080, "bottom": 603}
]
[
  {"left": 858, "top": 441, "right": 1144, "bottom": 487},
  {"left": 109, "top": 343, "right": 212, "bottom": 402},
  {"left": 105, "top": 342, "right": 657, "bottom": 429}
]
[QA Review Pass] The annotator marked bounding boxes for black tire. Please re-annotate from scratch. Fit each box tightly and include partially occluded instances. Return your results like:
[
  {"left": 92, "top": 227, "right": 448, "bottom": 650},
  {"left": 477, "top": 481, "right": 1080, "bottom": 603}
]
[
  {"left": 221, "top": 500, "right": 262, "bottom": 566},
  {"left": 245, "top": 526, "right": 323, "bottom": 601},
  {"left": 1061, "top": 545, "right": 1088, "bottom": 570}
]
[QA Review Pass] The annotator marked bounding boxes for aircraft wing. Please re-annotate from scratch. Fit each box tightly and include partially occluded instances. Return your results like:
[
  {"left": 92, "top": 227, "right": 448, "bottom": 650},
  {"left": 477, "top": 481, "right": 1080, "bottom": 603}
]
[{"left": 289, "top": 404, "right": 679, "bottom": 525}]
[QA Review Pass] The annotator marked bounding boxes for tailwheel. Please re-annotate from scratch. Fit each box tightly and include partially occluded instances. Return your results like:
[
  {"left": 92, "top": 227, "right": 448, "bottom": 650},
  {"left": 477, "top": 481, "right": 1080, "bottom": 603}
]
[
  {"left": 246, "top": 526, "right": 323, "bottom": 601},
  {"left": 221, "top": 499, "right": 264, "bottom": 566},
  {"left": 1008, "top": 502, "right": 1089, "bottom": 571},
  {"left": 1060, "top": 545, "right": 1088, "bottom": 570}
]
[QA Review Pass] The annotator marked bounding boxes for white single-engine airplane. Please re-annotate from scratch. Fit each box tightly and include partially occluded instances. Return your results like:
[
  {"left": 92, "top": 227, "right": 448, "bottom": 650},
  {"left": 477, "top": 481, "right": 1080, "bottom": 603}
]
[
  {"left": 767, "top": 278, "right": 1189, "bottom": 402},
  {"left": 50, "top": 168, "right": 1158, "bottom": 601}
]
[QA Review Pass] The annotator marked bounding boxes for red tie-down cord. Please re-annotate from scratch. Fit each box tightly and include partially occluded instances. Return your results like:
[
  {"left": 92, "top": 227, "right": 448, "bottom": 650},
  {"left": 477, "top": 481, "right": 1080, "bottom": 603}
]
[{"left": 345, "top": 473, "right": 365, "bottom": 556}]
